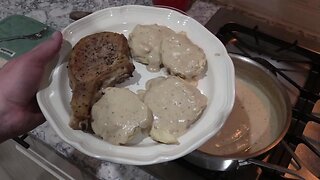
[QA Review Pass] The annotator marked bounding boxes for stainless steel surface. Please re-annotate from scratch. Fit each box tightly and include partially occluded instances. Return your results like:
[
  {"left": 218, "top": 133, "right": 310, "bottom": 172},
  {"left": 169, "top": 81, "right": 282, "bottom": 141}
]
[
  {"left": 184, "top": 150, "right": 239, "bottom": 171},
  {"left": 184, "top": 53, "right": 292, "bottom": 171},
  {"left": 0, "top": 27, "right": 48, "bottom": 42}
]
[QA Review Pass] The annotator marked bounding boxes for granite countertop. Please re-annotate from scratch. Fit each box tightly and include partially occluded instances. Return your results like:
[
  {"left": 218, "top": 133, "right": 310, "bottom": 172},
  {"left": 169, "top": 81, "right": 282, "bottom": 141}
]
[{"left": 0, "top": 0, "right": 220, "bottom": 179}]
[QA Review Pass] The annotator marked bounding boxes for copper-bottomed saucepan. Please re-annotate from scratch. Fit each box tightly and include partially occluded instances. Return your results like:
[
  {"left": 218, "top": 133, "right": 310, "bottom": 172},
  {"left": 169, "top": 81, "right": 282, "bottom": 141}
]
[{"left": 184, "top": 54, "right": 307, "bottom": 179}]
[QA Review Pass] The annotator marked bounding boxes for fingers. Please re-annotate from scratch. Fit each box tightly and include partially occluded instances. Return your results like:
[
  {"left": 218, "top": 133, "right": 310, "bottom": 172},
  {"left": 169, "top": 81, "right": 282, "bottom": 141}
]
[
  {"left": 0, "top": 31, "right": 63, "bottom": 73},
  {"left": 8, "top": 112, "right": 45, "bottom": 141},
  {"left": 0, "top": 32, "right": 62, "bottom": 142},
  {"left": 25, "top": 112, "right": 46, "bottom": 130},
  {"left": 0, "top": 106, "right": 45, "bottom": 143},
  {"left": 15, "top": 111, "right": 46, "bottom": 133}
]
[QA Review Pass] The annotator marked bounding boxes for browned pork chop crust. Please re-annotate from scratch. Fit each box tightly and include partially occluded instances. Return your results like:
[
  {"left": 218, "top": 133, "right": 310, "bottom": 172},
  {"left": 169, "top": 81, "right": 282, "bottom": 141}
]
[{"left": 68, "top": 32, "right": 135, "bottom": 130}]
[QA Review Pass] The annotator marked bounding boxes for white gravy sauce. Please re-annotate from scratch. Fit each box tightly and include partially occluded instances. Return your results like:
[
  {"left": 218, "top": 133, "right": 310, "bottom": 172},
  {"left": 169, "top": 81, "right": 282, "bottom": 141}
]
[
  {"left": 198, "top": 77, "right": 277, "bottom": 155},
  {"left": 128, "top": 24, "right": 207, "bottom": 79},
  {"left": 128, "top": 24, "right": 175, "bottom": 72},
  {"left": 161, "top": 32, "right": 206, "bottom": 79},
  {"left": 143, "top": 76, "right": 207, "bottom": 144},
  {"left": 91, "top": 87, "right": 153, "bottom": 145}
]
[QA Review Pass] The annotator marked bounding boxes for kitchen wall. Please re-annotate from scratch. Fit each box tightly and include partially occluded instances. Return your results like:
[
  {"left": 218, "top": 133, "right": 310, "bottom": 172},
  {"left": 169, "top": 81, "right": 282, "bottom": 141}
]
[{"left": 214, "top": 0, "right": 320, "bottom": 40}]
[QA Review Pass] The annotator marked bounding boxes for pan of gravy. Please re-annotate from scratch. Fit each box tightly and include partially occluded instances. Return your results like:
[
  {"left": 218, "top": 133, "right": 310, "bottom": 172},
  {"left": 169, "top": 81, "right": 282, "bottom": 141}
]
[{"left": 184, "top": 53, "right": 291, "bottom": 171}]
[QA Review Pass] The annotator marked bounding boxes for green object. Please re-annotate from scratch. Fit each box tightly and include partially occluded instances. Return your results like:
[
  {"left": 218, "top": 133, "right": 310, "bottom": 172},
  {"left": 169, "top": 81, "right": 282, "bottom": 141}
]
[{"left": 0, "top": 15, "right": 55, "bottom": 60}]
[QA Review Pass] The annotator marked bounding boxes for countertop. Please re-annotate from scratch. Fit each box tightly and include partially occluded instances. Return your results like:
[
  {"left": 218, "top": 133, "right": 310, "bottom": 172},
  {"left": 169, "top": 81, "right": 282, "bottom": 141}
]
[{"left": 0, "top": 0, "right": 220, "bottom": 179}]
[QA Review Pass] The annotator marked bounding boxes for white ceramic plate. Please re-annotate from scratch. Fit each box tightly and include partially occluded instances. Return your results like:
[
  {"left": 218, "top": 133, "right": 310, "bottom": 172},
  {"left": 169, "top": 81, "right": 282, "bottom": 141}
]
[{"left": 36, "top": 5, "right": 235, "bottom": 165}]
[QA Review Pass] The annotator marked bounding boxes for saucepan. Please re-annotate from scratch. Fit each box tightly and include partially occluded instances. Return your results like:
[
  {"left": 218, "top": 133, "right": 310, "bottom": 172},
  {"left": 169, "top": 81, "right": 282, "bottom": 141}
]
[{"left": 184, "top": 53, "right": 304, "bottom": 179}]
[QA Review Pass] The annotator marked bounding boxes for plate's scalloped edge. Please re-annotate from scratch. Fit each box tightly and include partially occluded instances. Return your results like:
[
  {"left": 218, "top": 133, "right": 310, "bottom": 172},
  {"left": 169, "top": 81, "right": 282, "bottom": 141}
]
[{"left": 37, "top": 5, "right": 236, "bottom": 165}]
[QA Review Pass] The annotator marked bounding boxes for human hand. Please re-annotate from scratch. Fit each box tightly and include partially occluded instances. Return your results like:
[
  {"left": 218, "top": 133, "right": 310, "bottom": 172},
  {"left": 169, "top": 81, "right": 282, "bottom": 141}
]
[{"left": 0, "top": 31, "right": 63, "bottom": 142}]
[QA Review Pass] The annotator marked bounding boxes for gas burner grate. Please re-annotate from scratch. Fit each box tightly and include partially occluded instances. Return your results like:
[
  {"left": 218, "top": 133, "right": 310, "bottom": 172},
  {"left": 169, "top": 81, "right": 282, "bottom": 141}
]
[
  {"left": 217, "top": 23, "right": 320, "bottom": 104},
  {"left": 216, "top": 22, "right": 320, "bottom": 179}
]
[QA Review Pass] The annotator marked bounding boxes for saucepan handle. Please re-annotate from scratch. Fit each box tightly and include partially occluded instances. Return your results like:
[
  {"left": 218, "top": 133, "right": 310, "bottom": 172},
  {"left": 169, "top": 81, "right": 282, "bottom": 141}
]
[
  {"left": 245, "top": 158, "right": 304, "bottom": 179},
  {"left": 241, "top": 140, "right": 310, "bottom": 180}
]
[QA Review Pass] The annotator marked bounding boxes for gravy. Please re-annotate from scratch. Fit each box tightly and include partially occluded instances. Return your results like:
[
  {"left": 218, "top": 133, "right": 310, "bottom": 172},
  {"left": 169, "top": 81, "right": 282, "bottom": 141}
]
[
  {"left": 143, "top": 76, "right": 207, "bottom": 144},
  {"left": 128, "top": 24, "right": 207, "bottom": 79},
  {"left": 199, "top": 77, "right": 277, "bottom": 155},
  {"left": 91, "top": 87, "right": 153, "bottom": 145},
  {"left": 128, "top": 24, "right": 174, "bottom": 72},
  {"left": 161, "top": 32, "right": 206, "bottom": 79}
]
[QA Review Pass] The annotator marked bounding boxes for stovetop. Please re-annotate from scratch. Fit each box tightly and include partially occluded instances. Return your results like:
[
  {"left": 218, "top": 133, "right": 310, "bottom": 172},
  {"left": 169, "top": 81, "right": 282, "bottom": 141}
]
[{"left": 140, "top": 8, "right": 320, "bottom": 180}]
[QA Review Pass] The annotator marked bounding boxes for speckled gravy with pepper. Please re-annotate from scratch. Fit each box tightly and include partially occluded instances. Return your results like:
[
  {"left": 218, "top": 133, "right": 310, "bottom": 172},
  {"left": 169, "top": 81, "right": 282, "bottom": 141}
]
[
  {"left": 128, "top": 24, "right": 174, "bottom": 72},
  {"left": 91, "top": 87, "right": 153, "bottom": 145},
  {"left": 128, "top": 24, "right": 207, "bottom": 79},
  {"left": 161, "top": 32, "right": 207, "bottom": 79},
  {"left": 141, "top": 76, "right": 207, "bottom": 144}
]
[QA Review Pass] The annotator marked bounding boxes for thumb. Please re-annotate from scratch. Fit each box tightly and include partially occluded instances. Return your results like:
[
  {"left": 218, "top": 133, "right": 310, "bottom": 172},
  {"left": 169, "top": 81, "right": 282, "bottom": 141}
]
[
  {"left": 18, "top": 31, "right": 63, "bottom": 67},
  {"left": 0, "top": 31, "right": 63, "bottom": 104}
]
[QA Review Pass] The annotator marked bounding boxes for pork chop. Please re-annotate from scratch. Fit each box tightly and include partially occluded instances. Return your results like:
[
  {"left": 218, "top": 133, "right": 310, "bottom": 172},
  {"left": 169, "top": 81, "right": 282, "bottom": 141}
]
[{"left": 68, "top": 32, "right": 135, "bottom": 130}]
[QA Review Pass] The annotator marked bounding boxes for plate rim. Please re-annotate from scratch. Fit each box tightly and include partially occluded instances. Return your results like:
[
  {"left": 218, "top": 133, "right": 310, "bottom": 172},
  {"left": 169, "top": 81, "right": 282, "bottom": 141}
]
[{"left": 36, "top": 5, "right": 235, "bottom": 165}]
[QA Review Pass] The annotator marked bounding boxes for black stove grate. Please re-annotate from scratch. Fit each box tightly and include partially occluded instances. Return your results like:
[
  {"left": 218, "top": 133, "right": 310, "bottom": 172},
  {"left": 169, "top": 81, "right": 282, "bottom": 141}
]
[{"left": 218, "top": 23, "right": 320, "bottom": 103}]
